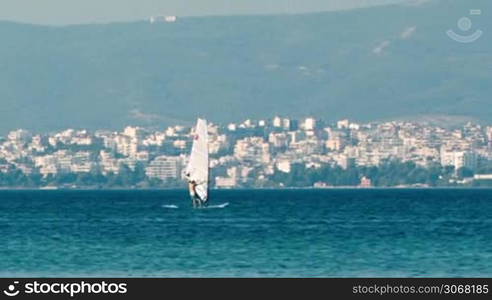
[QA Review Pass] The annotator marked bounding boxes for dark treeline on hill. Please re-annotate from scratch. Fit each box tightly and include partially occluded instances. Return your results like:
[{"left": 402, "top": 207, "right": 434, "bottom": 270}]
[
  {"left": 1, "top": 160, "right": 491, "bottom": 189},
  {"left": 0, "top": 0, "right": 491, "bottom": 133},
  {"left": 265, "top": 160, "right": 491, "bottom": 188},
  {"left": 0, "top": 164, "right": 186, "bottom": 189},
  {"left": 268, "top": 161, "right": 440, "bottom": 187}
]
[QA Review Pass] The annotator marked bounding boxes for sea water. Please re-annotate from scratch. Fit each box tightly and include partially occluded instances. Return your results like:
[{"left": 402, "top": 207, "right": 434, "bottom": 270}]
[{"left": 0, "top": 189, "right": 491, "bottom": 277}]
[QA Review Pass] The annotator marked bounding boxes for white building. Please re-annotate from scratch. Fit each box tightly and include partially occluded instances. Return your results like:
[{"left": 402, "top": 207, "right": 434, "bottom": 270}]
[
  {"left": 273, "top": 116, "right": 282, "bottom": 128},
  {"left": 303, "top": 117, "right": 317, "bottom": 131},
  {"left": 123, "top": 126, "right": 145, "bottom": 140},
  {"left": 215, "top": 176, "right": 237, "bottom": 188},
  {"left": 276, "top": 160, "right": 291, "bottom": 173},
  {"left": 337, "top": 119, "right": 350, "bottom": 129},
  {"left": 145, "top": 156, "right": 182, "bottom": 180},
  {"left": 99, "top": 150, "right": 119, "bottom": 175},
  {"left": 440, "top": 150, "right": 478, "bottom": 170},
  {"left": 268, "top": 133, "right": 289, "bottom": 148},
  {"left": 115, "top": 135, "right": 138, "bottom": 158},
  {"left": 150, "top": 15, "right": 177, "bottom": 23},
  {"left": 234, "top": 137, "right": 270, "bottom": 164},
  {"left": 8, "top": 129, "right": 32, "bottom": 144}
]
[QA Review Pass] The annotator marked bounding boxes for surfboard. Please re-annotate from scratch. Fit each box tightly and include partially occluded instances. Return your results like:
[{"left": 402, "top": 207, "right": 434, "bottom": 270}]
[
  {"left": 204, "top": 202, "right": 229, "bottom": 209},
  {"left": 162, "top": 203, "right": 229, "bottom": 209},
  {"left": 162, "top": 204, "right": 179, "bottom": 209}
]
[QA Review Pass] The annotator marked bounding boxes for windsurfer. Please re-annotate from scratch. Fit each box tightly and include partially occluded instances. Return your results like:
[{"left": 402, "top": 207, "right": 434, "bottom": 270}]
[
  {"left": 185, "top": 119, "right": 210, "bottom": 208},
  {"left": 188, "top": 178, "right": 202, "bottom": 208}
]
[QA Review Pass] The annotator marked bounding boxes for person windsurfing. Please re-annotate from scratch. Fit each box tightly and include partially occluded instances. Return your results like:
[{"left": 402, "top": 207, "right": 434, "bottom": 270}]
[
  {"left": 187, "top": 176, "right": 204, "bottom": 208},
  {"left": 185, "top": 119, "right": 210, "bottom": 208}
]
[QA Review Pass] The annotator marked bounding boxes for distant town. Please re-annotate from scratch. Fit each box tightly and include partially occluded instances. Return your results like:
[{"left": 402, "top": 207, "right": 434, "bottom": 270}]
[{"left": 1, "top": 117, "right": 492, "bottom": 189}]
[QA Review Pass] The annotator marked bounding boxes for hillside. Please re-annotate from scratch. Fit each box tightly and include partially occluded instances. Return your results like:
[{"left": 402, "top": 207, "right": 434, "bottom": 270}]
[{"left": 0, "top": 0, "right": 490, "bottom": 133}]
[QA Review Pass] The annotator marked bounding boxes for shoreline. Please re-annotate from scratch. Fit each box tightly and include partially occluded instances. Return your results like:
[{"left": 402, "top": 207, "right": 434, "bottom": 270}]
[{"left": 0, "top": 186, "right": 491, "bottom": 191}]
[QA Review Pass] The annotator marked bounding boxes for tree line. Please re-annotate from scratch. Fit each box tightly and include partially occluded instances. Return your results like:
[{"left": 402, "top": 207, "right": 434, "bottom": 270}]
[{"left": 0, "top": 159, "right": 491, "bottom": 188}]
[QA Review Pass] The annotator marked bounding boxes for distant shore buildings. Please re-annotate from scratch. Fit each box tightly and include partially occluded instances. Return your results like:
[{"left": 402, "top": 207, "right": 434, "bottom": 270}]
[{"left": 1, "top": 117, "right": 492, "bottom": 188}]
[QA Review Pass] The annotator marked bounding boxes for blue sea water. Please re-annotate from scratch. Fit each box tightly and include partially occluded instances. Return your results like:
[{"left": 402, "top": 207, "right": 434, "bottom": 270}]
[{"left": 0, "top": 189, "right": 491, "bottom": 277}]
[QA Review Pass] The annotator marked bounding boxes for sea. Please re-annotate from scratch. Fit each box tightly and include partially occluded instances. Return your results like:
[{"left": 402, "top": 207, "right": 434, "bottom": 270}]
[{"left": 0, "top": 189, "right": 491, "bottom": 277}]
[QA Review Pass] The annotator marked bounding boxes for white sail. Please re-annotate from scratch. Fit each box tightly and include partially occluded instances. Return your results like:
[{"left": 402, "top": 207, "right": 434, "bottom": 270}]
[{"left": 186, "top": 118, "right": 209, "bottom": 202}]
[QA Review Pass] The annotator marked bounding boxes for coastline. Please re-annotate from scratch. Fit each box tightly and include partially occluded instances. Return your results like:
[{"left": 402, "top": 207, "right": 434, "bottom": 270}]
[{"left": 0, "top": 186, "right": 491, "bottom": 191}]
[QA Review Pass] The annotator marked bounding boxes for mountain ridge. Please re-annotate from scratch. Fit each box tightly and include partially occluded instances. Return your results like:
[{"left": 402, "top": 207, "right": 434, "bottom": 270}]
[{"left": 0, "top": 0, "right": 490, "bottom": 133}]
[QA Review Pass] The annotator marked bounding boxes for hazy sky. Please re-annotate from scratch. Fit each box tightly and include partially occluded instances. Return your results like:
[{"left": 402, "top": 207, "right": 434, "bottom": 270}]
[{"left": 0, "top": 0, "right": 409, "bottom": 25}]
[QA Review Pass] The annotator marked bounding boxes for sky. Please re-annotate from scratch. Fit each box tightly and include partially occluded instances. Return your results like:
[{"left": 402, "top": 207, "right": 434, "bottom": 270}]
[{"left": 0, "top": 0, "right": 411, "bottom": 25}]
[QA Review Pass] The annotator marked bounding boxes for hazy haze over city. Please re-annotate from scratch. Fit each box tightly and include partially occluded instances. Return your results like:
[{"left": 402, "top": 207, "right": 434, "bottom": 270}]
[{"left": 0, "top": 0, "right": 489, "bottom": 133}]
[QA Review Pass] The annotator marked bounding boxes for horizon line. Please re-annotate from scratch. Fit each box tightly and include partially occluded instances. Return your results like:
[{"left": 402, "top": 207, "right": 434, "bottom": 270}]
[{"left": 0, "top": 0, "right": 424, "bottom": 27}]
